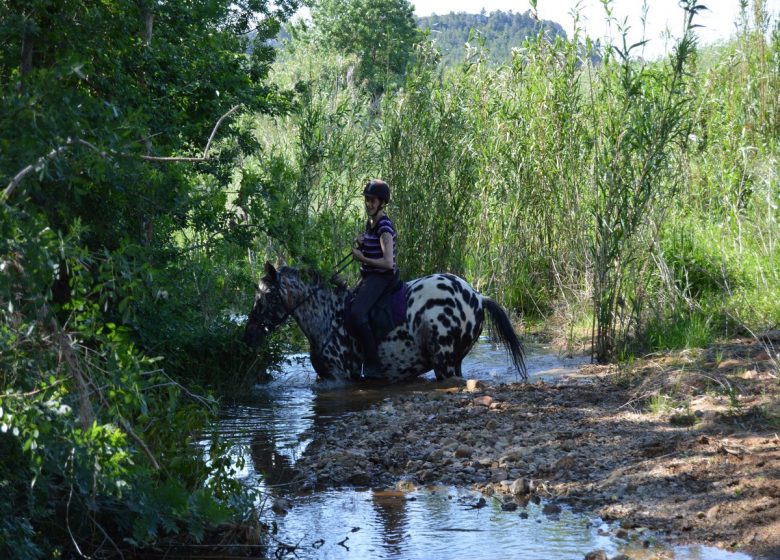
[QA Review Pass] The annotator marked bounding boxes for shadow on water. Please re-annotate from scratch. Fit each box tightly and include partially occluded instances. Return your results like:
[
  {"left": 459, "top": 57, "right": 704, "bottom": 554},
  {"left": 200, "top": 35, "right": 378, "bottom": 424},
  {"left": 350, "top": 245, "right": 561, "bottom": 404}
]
[{"left": 209, "top": 342, "right": 752, "bottom": 560}]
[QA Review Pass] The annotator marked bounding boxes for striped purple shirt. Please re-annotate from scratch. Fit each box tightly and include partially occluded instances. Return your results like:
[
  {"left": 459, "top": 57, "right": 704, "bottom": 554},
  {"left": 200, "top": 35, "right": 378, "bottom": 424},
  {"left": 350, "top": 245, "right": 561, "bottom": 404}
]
[{"left": 360, "top": 215, "right": 397, "bottom": 275}]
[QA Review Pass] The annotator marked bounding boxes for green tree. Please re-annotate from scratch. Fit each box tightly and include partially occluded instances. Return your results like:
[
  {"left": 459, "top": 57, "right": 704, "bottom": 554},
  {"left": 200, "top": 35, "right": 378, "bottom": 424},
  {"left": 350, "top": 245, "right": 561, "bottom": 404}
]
[
  {"left": 308, "top": 0, "right": 422, "bottom": 95},
  {"left": 0, "top": 0, "right": 298, "bottom": 555}
]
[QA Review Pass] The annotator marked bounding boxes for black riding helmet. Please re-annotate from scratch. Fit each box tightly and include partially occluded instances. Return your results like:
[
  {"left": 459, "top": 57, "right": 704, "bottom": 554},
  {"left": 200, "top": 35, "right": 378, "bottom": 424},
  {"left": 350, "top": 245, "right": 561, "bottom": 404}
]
[{"left": 363, "top": 179, "right": 390, "bottom": 204}]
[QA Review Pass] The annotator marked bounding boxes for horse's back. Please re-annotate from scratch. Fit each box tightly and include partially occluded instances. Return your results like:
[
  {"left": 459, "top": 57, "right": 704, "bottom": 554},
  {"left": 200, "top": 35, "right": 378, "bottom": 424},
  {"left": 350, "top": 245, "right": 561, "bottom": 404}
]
[
  {"left": 378, "top": 273, "right": 484, "bottom": 379},
  {"left": 405, "top": 273, "right": 483, "bottom": 323}
]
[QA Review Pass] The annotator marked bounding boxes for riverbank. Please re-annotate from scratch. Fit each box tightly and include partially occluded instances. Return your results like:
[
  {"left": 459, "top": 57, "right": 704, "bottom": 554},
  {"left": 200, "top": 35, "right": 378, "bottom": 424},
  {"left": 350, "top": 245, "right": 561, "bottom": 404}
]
[{"left": 291, "top": 333, "right": 780, "bottom": 559}]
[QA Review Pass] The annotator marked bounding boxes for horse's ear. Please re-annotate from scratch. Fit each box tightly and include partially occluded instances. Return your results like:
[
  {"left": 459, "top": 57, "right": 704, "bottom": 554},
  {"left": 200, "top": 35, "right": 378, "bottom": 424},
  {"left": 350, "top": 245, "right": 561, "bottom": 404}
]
[{"left": 264, "top": 261, "right": 278, "bottom": 282}]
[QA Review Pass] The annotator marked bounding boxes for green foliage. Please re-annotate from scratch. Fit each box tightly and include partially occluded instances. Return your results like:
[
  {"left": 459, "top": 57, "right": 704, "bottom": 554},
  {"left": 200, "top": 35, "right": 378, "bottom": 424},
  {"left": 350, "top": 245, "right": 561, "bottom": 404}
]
[
  {"left": 3, "top": 0, "right": 778, "bottom": 551},
  {"left": 308, "top": 0, "right": 422, "bottom": 96},
  {"left": 645, "top": 310, "right": 717, "bottom": 351},
  {"left": 263, "top": 0, "right": 778, "bottom": 355},
  {"left": 588, "top": 1, "right": 705, "bottom": 361},
  {"left": 0, "top": 0, "right": 299, "bottom": 556}
]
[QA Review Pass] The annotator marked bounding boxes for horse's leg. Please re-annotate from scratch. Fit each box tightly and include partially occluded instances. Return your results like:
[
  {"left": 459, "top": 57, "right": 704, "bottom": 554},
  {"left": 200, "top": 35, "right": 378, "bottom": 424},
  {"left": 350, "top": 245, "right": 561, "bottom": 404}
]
[
  {"left": 434, "top": 363, "right": 459, "bottom": 380},
  {"left": 453, "top": 361, "right": 463, "bottom": 378}
]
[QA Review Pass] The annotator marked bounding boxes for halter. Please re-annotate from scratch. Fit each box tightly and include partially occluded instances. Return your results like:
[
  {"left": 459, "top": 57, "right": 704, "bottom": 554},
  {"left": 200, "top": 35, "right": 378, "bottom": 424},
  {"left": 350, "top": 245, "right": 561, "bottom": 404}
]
[{"left": 276, "top": 275, "right": 319, "bottom": 325}]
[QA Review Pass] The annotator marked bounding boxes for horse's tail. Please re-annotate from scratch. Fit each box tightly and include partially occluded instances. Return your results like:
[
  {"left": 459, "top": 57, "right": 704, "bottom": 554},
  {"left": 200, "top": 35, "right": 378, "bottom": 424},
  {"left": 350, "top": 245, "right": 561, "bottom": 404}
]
[{"left": 483, "top": 298, "right": 527, "bottom": 381}]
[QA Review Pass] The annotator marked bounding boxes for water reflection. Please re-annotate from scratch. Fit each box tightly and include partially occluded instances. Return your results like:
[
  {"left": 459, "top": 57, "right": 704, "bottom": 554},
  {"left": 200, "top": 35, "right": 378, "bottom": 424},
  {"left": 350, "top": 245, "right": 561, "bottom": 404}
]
[
  {"left": 210, "top": 343, "right": 752, "bottom": 560},
  {"left": 371, "top": 490, "right": 407, "bottom": 556}
]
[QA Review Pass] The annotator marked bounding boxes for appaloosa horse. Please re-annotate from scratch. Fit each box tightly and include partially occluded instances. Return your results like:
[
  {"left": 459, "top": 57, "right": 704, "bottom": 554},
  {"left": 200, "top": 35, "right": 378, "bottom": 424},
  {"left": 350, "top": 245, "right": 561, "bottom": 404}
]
[{"left": 244, "top": 262, "right": 526, "bottom": 382}]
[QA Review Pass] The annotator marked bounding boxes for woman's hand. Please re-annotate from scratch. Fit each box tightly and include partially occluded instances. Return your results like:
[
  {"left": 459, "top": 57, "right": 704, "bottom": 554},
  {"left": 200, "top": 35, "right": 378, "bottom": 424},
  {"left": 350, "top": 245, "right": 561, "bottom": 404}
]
[{"left": 352, "top": 234, "right": 365, "bottom": 262}]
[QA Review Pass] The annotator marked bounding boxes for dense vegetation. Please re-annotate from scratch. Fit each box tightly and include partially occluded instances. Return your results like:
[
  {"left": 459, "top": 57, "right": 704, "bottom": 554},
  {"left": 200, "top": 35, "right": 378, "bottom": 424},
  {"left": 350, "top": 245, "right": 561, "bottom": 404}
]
[
  {"left": 1, "top": 0, "right": 778, "bottom": 556},
  {"left": 1, "top": 0, "right": 296, "bottom": 557},
  {"left": 417, "top": 9, "right": 567, "bottom": 66}
]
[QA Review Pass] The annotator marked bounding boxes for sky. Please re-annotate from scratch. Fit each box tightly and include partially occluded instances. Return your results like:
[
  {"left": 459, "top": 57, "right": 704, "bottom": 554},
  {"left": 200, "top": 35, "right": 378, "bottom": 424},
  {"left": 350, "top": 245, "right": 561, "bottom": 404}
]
[{"left": 411, "top": 0, "right": 780, "bottom": 58}]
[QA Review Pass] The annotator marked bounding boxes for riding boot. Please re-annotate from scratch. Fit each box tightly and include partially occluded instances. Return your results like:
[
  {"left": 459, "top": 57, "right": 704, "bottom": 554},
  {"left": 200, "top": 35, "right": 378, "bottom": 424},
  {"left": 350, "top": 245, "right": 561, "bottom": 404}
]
[{"left": 355, "top": 324, "right": 382, "bottom": 378}]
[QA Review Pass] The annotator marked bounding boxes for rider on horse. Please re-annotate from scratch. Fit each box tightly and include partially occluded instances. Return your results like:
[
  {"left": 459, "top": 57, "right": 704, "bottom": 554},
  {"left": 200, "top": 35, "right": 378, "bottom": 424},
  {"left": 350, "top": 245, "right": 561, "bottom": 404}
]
[{"left": 349, "top": 179, "right": 399, "bottom": 379}]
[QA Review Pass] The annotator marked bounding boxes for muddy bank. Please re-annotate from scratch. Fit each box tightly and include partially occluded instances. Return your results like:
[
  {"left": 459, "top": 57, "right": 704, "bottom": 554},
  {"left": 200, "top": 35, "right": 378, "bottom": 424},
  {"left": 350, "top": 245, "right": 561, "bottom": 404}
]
[{"left": 291, "top": 335, "right": 780, "bottom": 559}]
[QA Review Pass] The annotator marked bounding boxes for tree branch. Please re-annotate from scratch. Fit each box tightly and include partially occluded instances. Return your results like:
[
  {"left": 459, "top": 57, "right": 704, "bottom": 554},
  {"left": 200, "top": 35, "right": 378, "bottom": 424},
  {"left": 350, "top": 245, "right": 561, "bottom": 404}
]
[
  {"left": 2, "top": 104, "right": 242, "bottom": 202},
  {"left": 138, "top": 103, "right": 242, "bottom": 162}
]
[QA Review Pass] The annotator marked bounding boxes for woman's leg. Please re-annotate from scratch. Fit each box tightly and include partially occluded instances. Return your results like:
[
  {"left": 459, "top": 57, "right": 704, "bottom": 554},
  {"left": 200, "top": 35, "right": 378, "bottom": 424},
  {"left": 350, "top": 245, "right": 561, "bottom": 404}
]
[{"left": 349, "top": 273, "right": 395, "bottom": 376}]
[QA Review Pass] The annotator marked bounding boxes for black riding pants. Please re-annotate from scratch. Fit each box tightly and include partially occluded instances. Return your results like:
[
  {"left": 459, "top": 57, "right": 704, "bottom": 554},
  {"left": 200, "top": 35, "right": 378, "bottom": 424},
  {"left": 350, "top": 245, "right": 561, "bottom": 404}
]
[{"left": 349, "top": 271, "right": 397, "bottom": 365}]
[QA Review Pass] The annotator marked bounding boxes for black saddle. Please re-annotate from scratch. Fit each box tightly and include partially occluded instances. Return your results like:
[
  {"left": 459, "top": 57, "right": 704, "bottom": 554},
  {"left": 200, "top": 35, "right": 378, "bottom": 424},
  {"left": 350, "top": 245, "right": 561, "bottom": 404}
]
[{"left": 345, "top": 278, "right": 406, "bottom": 343}]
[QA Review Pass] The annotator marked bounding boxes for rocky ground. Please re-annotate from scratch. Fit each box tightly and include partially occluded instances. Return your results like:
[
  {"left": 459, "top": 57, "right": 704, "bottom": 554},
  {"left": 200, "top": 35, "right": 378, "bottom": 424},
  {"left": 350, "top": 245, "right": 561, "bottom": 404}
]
[{"left": 291, "top": 333, "right": 780, "bottom": 559}]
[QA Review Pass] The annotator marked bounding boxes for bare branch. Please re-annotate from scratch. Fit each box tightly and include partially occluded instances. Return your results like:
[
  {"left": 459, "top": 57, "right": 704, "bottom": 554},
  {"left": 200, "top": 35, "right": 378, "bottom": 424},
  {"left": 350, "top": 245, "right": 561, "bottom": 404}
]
[
  {"left": 2, "top": 104, "right": 243, "bottom": 202},
  {"left": 4, "top": 141, "right": 74, "bottom": 201},
  {"left": 137, "top": 104, "right": 242, "bottom": 162}
]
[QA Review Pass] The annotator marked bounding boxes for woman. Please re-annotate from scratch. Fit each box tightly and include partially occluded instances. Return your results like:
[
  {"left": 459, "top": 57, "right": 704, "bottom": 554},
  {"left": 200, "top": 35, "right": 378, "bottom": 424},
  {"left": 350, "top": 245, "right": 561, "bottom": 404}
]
[{"left": 350, "top": 179, "right": 398, "bottom": 379}]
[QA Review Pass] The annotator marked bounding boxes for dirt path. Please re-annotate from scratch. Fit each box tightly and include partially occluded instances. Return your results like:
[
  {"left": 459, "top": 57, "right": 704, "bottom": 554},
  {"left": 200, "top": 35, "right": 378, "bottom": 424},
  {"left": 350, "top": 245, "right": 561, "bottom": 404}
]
[{"left": 292, "top": 335, "right": 780, "bottom": 559}]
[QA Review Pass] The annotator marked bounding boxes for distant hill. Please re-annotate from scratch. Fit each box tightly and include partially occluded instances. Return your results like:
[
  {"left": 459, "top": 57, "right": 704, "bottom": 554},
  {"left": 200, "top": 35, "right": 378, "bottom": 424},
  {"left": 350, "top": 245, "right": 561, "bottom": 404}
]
[
  {"left": 417, "top": 10, "right": 567, "bottom": 66},
  {"left": 272, "top": 9, "right": 572, "bottom": 67}
]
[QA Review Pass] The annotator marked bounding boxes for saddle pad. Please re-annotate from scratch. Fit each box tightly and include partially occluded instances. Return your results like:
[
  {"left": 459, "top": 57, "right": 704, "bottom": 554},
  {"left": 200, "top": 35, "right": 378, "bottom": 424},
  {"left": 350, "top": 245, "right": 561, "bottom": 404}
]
[{"left": 390, "top": 281, "right": 406, "bottom": 325}]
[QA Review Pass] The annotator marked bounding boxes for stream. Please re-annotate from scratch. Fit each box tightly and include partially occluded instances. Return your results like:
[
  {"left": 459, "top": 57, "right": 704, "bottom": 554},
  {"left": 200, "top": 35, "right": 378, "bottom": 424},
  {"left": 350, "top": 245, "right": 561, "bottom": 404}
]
[{"left": 209, "top": 342, "right": 753, "bottom": 559}]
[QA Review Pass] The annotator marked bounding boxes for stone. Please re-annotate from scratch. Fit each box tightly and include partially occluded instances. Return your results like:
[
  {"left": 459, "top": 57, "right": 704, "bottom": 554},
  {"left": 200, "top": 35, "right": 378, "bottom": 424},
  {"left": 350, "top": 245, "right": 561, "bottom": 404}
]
[
  {"left": 396, "top": 478, "right": 417, "bottom": 492},
  {"left": 473, "top": 395, "right": 494, "bottom": 407},
  {"left": 501, "top": 501, "right": 519, "bottom": 511},
  {"left": 465, "top": 379, "right": 483, "bottom": 392},
  {"left": 583, "top": 550, "right": 608, "bottom": 560},
  {"left": 490, "top": 470, "right": 508, "bottom": 483},
  {"left": 454, "top": 445, "right": 474, "bottom": 458},
  {"left": 510, "top": 478, "right": 534, "bottom": 496},
  {"left": 553, "top": 454, "right": 576, "bottom": 472},
  {"left": 271, "top": 497, "right": 292, "bottom": 515},
  {"left": 542, "top": 503, "right": 562, "bottom": 515}
]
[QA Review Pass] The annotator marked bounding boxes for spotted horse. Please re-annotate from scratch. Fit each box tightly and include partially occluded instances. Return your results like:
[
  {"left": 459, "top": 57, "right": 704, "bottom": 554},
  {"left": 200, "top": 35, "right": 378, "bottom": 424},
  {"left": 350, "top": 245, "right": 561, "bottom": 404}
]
[{"left": 244, "top": 262, "right": 527, "bottom": 383}]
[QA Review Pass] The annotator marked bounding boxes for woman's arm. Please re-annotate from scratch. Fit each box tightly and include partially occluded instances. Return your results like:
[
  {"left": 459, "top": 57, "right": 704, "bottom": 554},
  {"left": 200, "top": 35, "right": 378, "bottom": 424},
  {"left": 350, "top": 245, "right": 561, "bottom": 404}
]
[{"left": 352, "top": 232, "right": 394, "bottom": 270}]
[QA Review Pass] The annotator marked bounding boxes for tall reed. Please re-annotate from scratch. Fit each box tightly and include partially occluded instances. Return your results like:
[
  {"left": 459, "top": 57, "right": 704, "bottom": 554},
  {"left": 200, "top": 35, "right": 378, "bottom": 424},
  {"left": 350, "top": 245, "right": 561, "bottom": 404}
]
[{"left": 246, "top": 0, "right": 779, "bottom": 356}]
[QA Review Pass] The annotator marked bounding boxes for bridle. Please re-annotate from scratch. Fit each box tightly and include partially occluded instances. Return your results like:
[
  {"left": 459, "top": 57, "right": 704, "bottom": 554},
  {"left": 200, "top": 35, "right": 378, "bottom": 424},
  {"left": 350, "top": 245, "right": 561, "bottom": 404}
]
[{"left": 261, "top": 253, "right": 354, "bottom": 330}]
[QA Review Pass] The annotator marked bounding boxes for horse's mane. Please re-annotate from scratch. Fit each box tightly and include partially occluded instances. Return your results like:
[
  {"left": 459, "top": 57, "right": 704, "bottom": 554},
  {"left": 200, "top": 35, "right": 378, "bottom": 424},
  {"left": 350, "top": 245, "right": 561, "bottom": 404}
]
[{"left": 279, "top": 265, "right": 348, "bottom": 296}]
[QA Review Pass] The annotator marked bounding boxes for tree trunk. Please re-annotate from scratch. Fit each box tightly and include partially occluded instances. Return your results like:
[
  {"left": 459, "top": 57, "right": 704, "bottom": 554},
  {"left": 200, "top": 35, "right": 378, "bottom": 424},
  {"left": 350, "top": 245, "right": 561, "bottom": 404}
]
[
  {"left": 21, "top": 28, "right": 33, "bottom": 75},
  {"left": 142, "top": 7, "right": 154, "bottom": 47}
]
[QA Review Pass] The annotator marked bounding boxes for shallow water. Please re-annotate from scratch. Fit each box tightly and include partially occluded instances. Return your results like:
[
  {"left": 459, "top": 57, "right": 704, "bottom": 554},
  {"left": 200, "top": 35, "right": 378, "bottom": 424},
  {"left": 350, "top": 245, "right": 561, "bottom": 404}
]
[{"left": 210, "top": 342, "right": 752, "bottom": 559}]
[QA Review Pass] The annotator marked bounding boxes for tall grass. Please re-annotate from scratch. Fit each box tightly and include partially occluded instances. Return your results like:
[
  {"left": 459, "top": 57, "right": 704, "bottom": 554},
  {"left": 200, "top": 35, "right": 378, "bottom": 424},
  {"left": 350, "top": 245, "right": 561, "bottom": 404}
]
[{"left": 246, "top": 0, "right": 779, "bottom": 358}]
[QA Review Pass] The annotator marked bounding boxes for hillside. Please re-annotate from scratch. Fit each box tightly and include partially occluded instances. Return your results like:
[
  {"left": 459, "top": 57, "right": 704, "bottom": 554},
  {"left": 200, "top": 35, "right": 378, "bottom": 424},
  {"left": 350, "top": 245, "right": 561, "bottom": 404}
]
[{"left": 417, "top": 10, "right": 567, "bottom": 65}]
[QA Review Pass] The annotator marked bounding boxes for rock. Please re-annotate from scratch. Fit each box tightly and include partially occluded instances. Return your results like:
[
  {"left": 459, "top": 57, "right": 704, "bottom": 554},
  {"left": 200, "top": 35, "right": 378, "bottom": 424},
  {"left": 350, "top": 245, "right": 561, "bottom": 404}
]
[
  {"left": 396, "top": 478, "right": 417, "bottom": 492},
  {"left": 501, "top": 501, "right": 519, "bottom": 511},
  {"left": 510, "top": 477, "right": 535, "bottom": 496},
  {"left": 583, "top": 550, "right": 608, "bottom": 560},
  {"left": 542, "top": 503, "right": 562, "bottom": 515},
  {"left": 271, "top": 497, "right": 292, "bottom": 515},
  {"left": 553, "top": 454, "right": 576, "bottom": 472},
  {"left": 473, "top": 395, "right": 494, "bottom": 407},
  {"left": 717, "top": 358, "right": 742, "bottom": 370},
  {"left": 465, "top": 379, "right": 483, "bottom": 392},
  {"left": 454, "top": 445, "right": 474, "bottom": 458},
  {"left": 490, "top": 470, "right": 508, "bottom": 483}
]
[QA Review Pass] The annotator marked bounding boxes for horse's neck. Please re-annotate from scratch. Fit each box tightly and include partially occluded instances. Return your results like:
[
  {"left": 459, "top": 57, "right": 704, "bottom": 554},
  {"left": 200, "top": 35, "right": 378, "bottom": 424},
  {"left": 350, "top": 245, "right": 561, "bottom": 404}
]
[{"left": 293, "top": 288, "right": 345, "bottom": 344}]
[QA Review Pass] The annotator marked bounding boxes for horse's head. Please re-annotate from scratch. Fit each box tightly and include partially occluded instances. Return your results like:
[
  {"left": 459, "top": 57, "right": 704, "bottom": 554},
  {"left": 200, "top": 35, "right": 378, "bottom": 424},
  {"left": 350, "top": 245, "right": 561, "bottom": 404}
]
[
  {"left": 244, "top": 262, "right": 290, "bottom": 347},
  {"left": 244, "top": 262, "right": 317, "bottom": 347}
]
